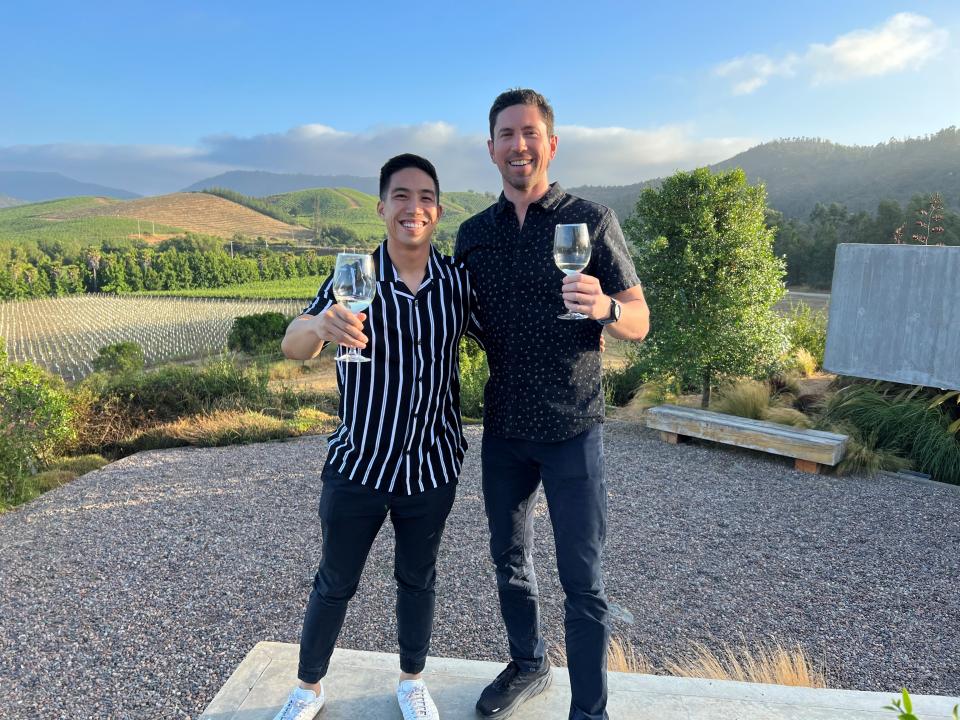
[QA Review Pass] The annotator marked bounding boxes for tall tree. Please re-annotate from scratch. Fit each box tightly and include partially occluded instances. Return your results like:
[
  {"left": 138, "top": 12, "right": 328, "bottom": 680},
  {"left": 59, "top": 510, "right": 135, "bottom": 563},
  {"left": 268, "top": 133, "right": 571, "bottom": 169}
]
[{"left": 625, "top": 168, "right": 787, "bottom": 407}]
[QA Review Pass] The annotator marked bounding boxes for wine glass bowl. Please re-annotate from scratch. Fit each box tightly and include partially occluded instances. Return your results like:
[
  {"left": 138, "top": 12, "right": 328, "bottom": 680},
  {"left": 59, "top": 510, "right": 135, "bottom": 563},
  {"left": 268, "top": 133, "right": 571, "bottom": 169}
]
[
  {"left": 332, "top": 252, "right": 376, "bottom": 363},
  {"left": 554, "top": 223, "right": 591, "bottom": 320}
]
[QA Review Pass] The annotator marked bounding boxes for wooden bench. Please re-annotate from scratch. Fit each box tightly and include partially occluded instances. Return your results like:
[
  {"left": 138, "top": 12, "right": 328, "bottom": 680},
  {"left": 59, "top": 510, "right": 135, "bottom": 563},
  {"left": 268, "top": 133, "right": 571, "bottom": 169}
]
[{"left": 645, "top": 404, "right": 847, "bottom": 474}]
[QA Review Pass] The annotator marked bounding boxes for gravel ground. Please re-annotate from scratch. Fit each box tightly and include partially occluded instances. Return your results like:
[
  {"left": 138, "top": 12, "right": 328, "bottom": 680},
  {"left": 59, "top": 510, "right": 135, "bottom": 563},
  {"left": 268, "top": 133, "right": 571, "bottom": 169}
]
[{"left": 1, "top": 422, "right": 958, "bottom": 718}]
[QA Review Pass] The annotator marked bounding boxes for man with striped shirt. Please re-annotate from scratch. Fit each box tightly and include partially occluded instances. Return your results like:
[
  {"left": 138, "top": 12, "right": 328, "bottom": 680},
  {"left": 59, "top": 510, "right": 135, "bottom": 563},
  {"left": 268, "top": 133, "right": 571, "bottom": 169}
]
[{"left": 276, "top": 154, "right": 481, "bottom": 720}]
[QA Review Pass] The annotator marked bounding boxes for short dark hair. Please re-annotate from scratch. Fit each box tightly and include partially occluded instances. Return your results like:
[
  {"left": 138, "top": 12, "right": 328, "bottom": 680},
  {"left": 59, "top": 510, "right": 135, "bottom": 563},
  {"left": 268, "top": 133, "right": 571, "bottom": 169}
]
[
  {"left": 488, "top": 88, "right": 555, "bottom": 138},
  {"left": 379, "top": 153, "right": 440, "bottom": 200}
]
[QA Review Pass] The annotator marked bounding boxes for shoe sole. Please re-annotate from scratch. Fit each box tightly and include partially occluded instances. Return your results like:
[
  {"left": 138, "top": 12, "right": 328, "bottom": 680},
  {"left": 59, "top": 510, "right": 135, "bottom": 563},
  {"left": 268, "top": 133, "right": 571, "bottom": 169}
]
[{"left": 475, "top": 671, "right": 552, "bottom": 718}]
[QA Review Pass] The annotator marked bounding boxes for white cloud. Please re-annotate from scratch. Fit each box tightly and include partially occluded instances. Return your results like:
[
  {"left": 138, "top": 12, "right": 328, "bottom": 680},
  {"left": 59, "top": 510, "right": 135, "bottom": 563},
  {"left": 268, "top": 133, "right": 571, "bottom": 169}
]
[
  {"left": 808, "top": 13, "right": 949, "bottom": 83},
  {"left": 714, "top": 12, "right": 949, "bottom": 95},
  {"left": 0, "top": 122, "right": 756, "bottom": 195},
  {"left": 713, "top": 53, "right": 799, "bottom": 95}
]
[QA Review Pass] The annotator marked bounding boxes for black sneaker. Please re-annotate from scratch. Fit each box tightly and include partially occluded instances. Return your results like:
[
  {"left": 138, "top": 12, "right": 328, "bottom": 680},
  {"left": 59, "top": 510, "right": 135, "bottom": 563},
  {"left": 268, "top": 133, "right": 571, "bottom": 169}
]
[{"left": 476, "top": 656, "right": 552, "bottom": 718}]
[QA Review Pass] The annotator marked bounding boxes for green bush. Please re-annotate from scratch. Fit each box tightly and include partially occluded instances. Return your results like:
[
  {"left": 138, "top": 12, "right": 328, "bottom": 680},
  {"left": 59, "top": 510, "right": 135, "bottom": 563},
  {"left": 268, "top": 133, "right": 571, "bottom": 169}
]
[
  {"left": 786, "top": 304, "right": 827, "bottom": 369},
  {"left": 603, "top": 361, "right": 652, "bottom": 407},
  {"left": 92, "top": 341, "right": 145, "bottom": 374},
  {"left": 459, "top": 338, "right": 488, "bottom": 419},
  {"left": 228, "top": 312, "right": 291, "bottom": 354},
  {"left": 823, "top": 383, "right": 960, "bottom": 484},
  {"left": 0, "top": 349, "right": 75, "bottom": 506},
  {"left": 82, "top": 359, "right": 269, "bottom": 430}
]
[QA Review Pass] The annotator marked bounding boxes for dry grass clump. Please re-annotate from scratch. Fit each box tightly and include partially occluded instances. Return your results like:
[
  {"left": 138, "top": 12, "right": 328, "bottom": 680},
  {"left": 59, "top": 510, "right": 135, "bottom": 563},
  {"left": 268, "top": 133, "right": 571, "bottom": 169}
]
[
  {"left": 663, "top": 640, "right": 826, "bottom": 687},
  {"left": 711, "top": 380, "right": 771, "bottom": 420},
  {"left": 118, "top": 408, "right": 338, "bottom": 453},
  {"left": 550, "top": 636, "right": 826, "bottom": 688}
]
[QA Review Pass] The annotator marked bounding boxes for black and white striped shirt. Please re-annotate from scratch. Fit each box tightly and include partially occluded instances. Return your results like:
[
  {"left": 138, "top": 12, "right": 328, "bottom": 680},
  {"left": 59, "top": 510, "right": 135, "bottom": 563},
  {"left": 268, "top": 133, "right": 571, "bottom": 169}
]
[{"left": 303, "top": 242, "right": 482, "bottom": 495}]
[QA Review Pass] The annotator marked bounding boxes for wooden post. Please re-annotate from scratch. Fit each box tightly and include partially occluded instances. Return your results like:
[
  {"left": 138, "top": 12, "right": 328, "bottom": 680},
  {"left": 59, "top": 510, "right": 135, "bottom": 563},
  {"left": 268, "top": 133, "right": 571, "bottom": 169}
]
[
  {"left": 795, "top": 459, "right": 821, "bottom": 474},
  {"left": 660, "top": 431, "right": 680, "bottom": 445}
]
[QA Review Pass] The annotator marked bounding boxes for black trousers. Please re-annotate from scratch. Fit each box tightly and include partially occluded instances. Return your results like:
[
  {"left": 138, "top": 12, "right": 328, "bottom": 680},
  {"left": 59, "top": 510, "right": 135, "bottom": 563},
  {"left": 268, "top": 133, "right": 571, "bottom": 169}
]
[
  {"left": 297, "top": 463, "right": 456, "bottom": 683},
  {"left": 482, "top": 424, "right": 610, "bottom": 720}
]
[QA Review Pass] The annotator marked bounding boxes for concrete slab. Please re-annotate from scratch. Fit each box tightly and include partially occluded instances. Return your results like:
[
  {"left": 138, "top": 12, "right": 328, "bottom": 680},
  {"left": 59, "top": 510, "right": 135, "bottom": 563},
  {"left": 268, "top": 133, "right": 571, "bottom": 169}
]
[{"left": 200, "top": 642, "right": 960, "bottom": 720}]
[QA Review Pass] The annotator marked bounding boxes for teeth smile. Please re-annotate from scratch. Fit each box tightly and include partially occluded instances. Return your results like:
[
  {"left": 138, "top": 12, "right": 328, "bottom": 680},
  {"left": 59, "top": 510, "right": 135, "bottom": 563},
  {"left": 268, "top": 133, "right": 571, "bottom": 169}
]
[
  {"left": 401, "top": 221, "right": 425, "bottom": 229},
  {"left": 509, "top": 160, "right": 531, "bottom": 166}
]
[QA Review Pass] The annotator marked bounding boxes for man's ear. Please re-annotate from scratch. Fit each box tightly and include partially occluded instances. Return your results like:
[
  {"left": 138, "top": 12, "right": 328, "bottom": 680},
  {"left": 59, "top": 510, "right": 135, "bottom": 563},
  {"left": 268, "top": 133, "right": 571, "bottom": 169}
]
[
  {"left": 487, "top": 138, "right": 495, "bottom": 164},
  {"left": 549, "top": 134, "right": 558, "bottom": 160},
  {"left": 377, "top": 199, "right": 384, "bottom": 218},
  {"left": 436, "top": 204, "right": 444, "bottom": 221}
]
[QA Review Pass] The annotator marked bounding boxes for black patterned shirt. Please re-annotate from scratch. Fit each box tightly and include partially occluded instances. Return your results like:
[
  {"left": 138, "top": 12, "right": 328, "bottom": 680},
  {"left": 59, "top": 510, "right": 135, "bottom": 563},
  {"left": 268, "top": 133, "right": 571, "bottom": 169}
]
[{"left": 455, "top": 183, "right": 640, "bottom": 442}]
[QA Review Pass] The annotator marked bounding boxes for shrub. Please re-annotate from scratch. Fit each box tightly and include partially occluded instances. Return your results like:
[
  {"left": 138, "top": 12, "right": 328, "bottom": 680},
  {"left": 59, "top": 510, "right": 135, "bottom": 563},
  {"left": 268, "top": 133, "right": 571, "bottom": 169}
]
[
  {"left": 885, "top": 689, "right": 958, "bottom": 720},
  {"left": 603, "top": 360, "right": 652, "bottom": 407},
  {"left": 74, "top": 360, "right": 269, "bottom": 453},
  {"left": 0, "top": 349, "right": 75, "bottom": 506},
  {"left": 712, "top": 379, "right": 771, "bottom": 420},
  {"left": 459, "top": 338, "right": 488, "bottom": 419},
  {"left": 786, "top": 304, "right": 827, "bottom": 369},
  {"left": 228, "top": 312, "right": 291, "bottom": 354},
  {"left": 822, "top": 383, "right": 960, "bottom": 484},
  {"left": 781, "top": 347, "right": 817, "bottom": 378},
  {"left": 92, "top": 341, "right": 145, "bottom": 374}
]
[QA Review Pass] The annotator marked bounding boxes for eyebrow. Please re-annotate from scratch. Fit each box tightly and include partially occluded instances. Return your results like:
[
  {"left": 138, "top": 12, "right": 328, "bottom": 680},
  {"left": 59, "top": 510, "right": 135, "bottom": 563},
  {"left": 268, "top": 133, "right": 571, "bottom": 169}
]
[{"left": 391, "top": 186, "right": 436, "bottom": 197}]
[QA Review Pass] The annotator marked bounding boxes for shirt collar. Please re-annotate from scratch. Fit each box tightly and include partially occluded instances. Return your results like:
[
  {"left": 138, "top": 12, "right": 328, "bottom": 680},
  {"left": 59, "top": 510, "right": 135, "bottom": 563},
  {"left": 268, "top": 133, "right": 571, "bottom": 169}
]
[
  {"left": 375, "top": 240, "right": 438, "bottom": 291},
  {"left": 495, "top": 182, "right": 565, "bottom": 217}
]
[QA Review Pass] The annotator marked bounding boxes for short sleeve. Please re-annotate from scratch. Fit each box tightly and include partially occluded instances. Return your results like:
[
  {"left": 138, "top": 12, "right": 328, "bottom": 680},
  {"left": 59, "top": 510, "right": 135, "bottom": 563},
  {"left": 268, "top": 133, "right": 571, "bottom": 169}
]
[
  {"left": 301, "top": 272, "right": 335, "bottom": 316},
  {"left": 590, "top": 208, "right": 640, "bottom": 296}
]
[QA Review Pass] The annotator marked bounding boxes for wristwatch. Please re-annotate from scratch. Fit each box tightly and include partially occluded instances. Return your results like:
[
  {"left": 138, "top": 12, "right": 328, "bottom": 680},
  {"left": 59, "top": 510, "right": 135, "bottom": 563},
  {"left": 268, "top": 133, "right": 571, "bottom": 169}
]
[{"left": 598, "top": 297, "right": 621, "bottom": 326}]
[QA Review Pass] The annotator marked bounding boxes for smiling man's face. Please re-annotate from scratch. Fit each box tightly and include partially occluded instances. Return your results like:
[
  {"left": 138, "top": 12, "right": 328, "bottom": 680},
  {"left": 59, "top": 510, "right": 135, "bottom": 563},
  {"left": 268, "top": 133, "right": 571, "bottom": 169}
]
[
  {"left": 488, "top": 103, "right": 558, "bottom": 195},
  {"left": 377, "top": 167, "right": 443, "bottom": 249}
]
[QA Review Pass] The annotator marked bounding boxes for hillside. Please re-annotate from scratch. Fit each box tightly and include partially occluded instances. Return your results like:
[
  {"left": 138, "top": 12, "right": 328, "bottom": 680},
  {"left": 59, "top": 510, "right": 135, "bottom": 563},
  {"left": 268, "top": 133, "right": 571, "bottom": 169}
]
[
  {"left": 184, "top": 170, "right": 379, "bottom": 196},
  {"left": 61, "top": 193, "right": 308, "bottom": 239},
  {"left": 262, "top": 187, "right": 496, "bottom": 240},
  {"left": 0, "top": 171, "right": 139, "bottom": 202},
  {"left": 571, "top": 126, "right": 960, "bottom": 220},
  {"left": 0, "top": 197, "right": 184, "bottom": 245},
  {"left": 0, "top": 195, "right": 24, "bottom": 209}
]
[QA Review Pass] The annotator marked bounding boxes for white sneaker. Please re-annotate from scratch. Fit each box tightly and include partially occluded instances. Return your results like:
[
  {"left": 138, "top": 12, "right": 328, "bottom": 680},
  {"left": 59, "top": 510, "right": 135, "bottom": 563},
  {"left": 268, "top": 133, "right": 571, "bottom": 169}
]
[
  {"left": 397, "top": 678, "right": 439, "bottom": 720},
  {"left": 272, "top": 685, "right": 325, "bottom": 720}
]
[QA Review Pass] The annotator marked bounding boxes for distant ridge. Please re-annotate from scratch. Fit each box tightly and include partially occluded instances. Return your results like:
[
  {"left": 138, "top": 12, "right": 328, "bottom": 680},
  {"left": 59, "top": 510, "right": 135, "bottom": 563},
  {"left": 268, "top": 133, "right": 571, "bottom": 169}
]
[
  {"left": 0, "top": 171, "right": 140, "bottom": 202},
  {"left": 0, "top": 194, "right": 24, "bottom": 209},
  {"left": 183, "top": 170, "right": 379, "bottom": 197},
  {"left": 570, "top": 127, "right": 960, "bottom": 220}
]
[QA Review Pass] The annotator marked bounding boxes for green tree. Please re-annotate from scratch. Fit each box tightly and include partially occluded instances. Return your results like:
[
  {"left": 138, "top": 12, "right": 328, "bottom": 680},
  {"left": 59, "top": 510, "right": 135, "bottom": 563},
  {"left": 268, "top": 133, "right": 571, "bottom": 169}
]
[
  {"left": 0, "top": 347, "right": 75, "bottom": 505},
  {"left": 625, "top": 167, "right": 787, "bottom": 407},
  {"left": 92, "top": 341, "right": 145, "bottom": 375}
]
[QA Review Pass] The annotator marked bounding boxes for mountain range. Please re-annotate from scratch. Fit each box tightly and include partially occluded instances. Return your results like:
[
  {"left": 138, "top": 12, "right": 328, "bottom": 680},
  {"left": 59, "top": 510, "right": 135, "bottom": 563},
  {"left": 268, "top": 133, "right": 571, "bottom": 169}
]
[
  {"left": 0, "top": 171, "right": 140, "bottom": 202},
  {"left": 181, "top": 170, "right": 379, "bottom": 196},
  {"left": 3, "top": 128, "right": 958, "bottom": 220},
  {"left": 570, "top": 127, "right": 960, "bottom": 220}
]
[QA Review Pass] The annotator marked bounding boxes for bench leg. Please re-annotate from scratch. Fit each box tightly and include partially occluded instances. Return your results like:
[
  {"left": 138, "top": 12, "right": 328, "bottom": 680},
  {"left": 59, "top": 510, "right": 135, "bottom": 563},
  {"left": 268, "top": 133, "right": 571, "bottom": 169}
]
[
  {"left": 660, "top": 431, "right": 680, "bottom": 444},
  {"left": 795, "top": 459, "right": 821, "bottom": 474}
]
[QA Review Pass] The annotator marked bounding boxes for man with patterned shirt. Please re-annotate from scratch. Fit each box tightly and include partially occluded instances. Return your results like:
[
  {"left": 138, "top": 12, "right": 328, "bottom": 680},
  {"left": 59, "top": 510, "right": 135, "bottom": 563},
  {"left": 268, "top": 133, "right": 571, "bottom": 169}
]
[
  {"left": 276, "top": 154, "right": 481, "bottom": 720},
  {"left": 455, "top": 89, "right": 650, "bottom": 720}
]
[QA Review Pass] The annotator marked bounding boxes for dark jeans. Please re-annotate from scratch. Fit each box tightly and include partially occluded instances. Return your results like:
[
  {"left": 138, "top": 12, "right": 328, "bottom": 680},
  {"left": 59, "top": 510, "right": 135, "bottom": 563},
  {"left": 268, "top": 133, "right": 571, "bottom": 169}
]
[
  {"left": 482, "top": 424, "right": 609, "bottom": 720},
  {"left": 297, "top": 463, "right": 456, "bottom": 683}
]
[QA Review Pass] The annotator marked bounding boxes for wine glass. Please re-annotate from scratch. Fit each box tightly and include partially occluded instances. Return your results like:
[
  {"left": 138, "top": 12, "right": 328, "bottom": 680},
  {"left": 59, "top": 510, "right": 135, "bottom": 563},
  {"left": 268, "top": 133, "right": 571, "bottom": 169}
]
[
  {"left": 332, "top": 252, "right": 376, "bottom": 363},
  {"left": 554, "top": 223, "right": 591, "bottom": 319}
]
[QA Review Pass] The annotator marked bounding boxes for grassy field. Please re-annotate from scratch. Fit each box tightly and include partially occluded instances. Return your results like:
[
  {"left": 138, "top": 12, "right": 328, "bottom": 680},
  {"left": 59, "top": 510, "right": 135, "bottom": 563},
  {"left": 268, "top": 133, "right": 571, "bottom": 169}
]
[{"left": 137, "top": 275, "right": 325, "bottom": 301}]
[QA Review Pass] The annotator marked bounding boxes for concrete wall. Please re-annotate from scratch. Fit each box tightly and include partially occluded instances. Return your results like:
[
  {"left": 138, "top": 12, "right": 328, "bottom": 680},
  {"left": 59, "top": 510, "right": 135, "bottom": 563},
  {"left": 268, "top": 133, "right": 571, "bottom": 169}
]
[{"left": 824, "top": 244, "right": 960, "bottom": 390}]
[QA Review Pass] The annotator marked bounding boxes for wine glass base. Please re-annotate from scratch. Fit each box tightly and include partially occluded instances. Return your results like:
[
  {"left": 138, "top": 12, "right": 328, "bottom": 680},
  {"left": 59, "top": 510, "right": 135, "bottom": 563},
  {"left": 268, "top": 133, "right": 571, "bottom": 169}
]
[
  {"left": 558, "top": 312, "right": 590, "bottom": 320},
  {"left": 336, "top": 354, "right": 370, "bottom": 363}
]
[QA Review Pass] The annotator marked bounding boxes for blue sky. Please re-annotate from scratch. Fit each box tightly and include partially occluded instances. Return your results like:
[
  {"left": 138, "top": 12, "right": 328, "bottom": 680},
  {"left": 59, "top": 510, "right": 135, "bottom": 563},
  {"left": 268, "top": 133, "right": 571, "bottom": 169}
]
[{"left": 2, "top": 1, "right": 958, "bottom": 194}]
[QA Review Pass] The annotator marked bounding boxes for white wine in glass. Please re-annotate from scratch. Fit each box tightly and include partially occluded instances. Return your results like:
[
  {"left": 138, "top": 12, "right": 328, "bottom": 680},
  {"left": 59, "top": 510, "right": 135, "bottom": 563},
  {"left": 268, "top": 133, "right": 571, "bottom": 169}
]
[
  {"left": 332, "top": 252, "right": 376, "bottom": 363},
  {"left": 553, "top": 223, "right": 591, "bottom": 320}
]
